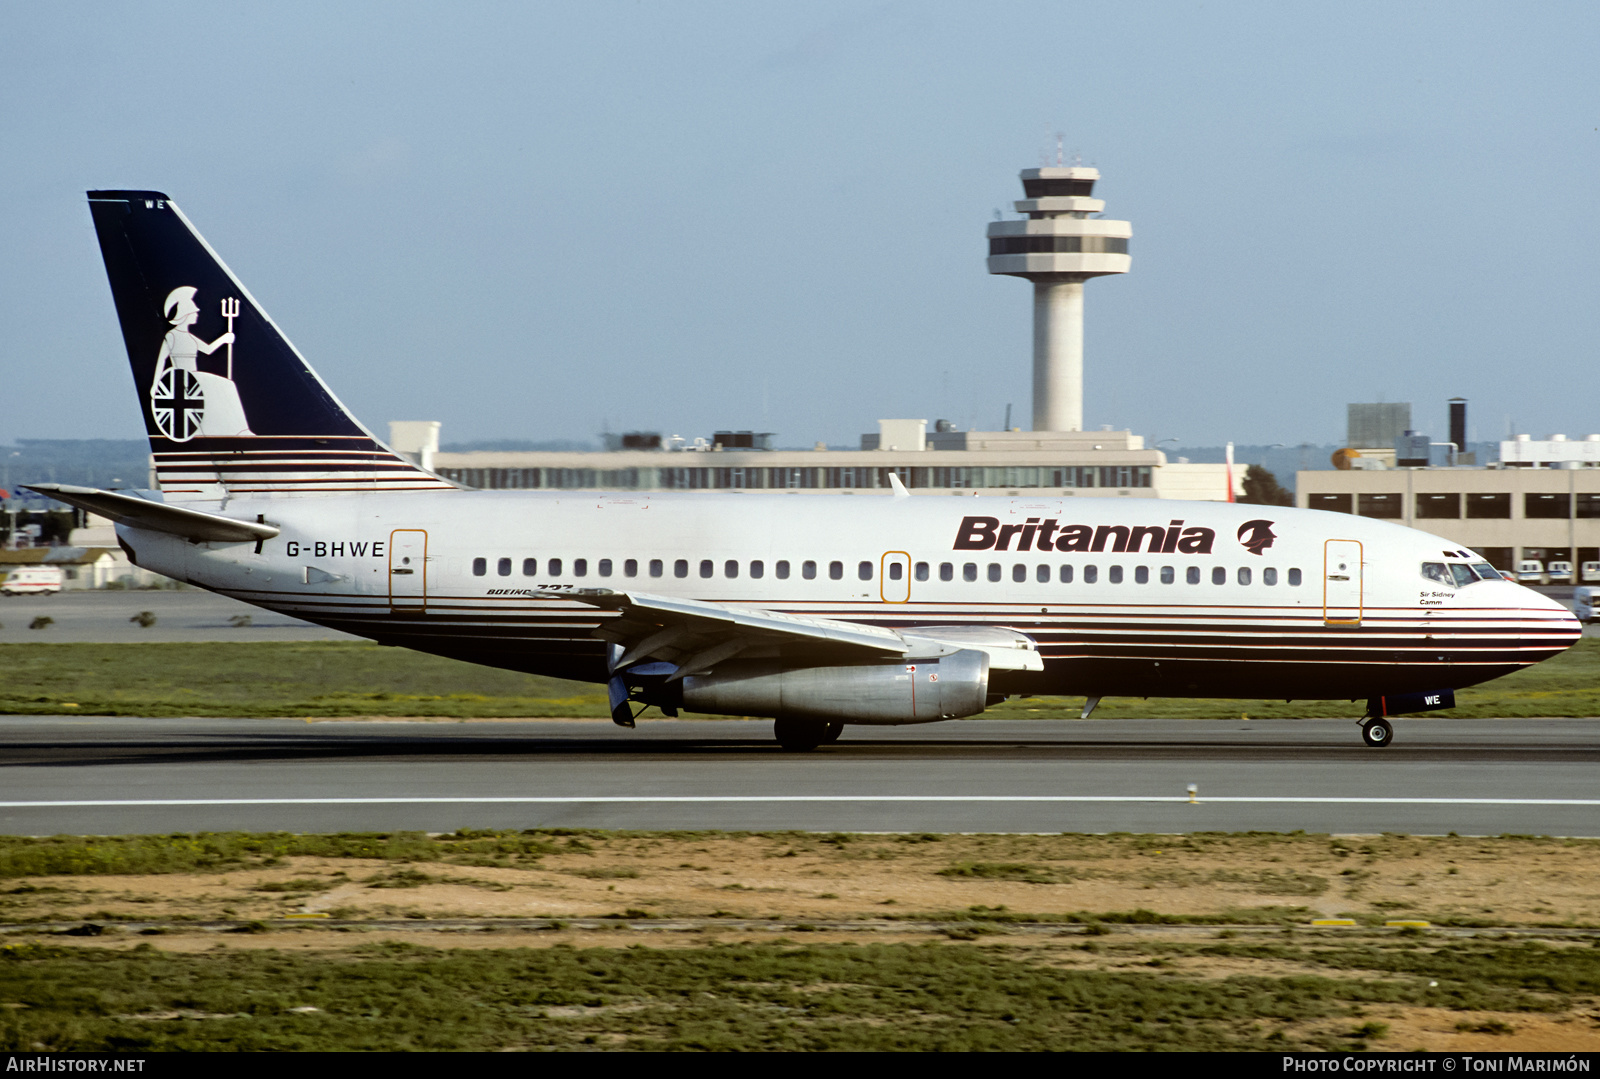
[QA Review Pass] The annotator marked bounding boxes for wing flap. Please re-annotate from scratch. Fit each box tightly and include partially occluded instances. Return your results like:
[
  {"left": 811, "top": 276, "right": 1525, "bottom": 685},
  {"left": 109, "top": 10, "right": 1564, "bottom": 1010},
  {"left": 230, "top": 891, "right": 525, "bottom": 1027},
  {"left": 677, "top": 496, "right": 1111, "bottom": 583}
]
[
  {"left": 23, "top": 483, "right": 279, "bottom": 543},
  {"left": 537, "top": 587, "right": 1042, "bottom": 672},
  {"left": 537, "top": 587, "right": 909, "bottom": 668}
]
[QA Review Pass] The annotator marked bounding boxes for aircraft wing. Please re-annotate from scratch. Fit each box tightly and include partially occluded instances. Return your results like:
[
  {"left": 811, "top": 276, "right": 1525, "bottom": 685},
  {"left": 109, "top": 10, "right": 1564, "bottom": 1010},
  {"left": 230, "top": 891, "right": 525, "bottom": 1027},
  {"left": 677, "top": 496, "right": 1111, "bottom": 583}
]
[
  {"left": 537, "top": 587, "right": 1042, "bottom": 676},
  {"left": 22, "top": 483, "right": 280, "bottom": 543}
]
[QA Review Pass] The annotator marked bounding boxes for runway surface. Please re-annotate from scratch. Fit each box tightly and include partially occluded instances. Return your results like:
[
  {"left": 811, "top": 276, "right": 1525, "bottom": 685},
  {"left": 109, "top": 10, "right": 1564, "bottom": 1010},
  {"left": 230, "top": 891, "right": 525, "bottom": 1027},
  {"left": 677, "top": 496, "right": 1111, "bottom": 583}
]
[{"left": 4, "top": 717, "right": 1598, "bottom": 837}]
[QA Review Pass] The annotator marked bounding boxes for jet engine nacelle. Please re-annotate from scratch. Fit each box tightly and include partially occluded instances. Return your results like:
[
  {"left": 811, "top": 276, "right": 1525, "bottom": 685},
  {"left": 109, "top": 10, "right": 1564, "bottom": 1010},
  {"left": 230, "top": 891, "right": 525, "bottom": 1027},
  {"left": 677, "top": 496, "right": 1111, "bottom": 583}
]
[{"left": 682, "top": 649, "right": 990, "bottom": 725}]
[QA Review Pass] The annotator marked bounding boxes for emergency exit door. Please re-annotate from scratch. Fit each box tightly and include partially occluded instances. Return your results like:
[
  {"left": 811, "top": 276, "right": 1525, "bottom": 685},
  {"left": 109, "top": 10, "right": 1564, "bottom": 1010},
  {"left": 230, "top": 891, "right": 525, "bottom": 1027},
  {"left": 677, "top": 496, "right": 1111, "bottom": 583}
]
[
  {"left": 1323, "top": 539, "right": 1363, "bottom": 626},
  {"left": 389, "top": 530, "right": 428, "bottom": 613}
]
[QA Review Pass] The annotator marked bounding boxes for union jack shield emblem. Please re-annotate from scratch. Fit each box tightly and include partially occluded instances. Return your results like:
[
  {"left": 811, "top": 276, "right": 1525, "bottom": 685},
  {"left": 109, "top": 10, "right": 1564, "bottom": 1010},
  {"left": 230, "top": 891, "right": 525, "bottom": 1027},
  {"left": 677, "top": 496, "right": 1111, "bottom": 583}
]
[{"left": 150, "top": 369, "right": 205, "bottom": 442}]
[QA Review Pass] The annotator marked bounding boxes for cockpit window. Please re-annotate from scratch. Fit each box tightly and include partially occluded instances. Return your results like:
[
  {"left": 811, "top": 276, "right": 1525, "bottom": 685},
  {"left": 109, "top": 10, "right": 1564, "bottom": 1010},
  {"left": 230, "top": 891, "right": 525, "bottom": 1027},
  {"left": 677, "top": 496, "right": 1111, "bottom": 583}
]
[
  {"left": 1449, "top": 564, "right": 1476, "bottom": 588},
  {"left": 1472, "top": 563, "right": 1502, "bottom": 581},
  {"left": 1422, "top": 562, "right": 1451, "bottom": 585}
]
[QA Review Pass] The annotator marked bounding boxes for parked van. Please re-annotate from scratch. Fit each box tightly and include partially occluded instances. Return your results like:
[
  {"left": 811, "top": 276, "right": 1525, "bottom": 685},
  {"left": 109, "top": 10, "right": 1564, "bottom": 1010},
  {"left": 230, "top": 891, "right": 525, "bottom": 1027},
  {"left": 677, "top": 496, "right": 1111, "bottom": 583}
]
[
  {"left": 0, "top": 566, "right": 62, "bottom": 595},
  {"left": 1548, "top": 561, "right": 1575, "bottom": 584},
  {"left": 1574, "top": 586, "right": 1599, "bottom": 624},
  {"left": 1515, "top": 560, "right": 1545, "bottom": 584},
  {"left": 1582, "top": 561, "right": 1600, "bottom": 583}
]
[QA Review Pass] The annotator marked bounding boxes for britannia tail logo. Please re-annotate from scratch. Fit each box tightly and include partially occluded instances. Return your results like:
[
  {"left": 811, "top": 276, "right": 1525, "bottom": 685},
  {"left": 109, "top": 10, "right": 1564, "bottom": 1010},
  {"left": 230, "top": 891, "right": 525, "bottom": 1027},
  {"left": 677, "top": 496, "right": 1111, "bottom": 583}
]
[
  {"left": 150, "top": 286, "right": 254, "bottom": 442},
  {"left": 1236, "top": 519, "right": 1278, "bottom": 556}
]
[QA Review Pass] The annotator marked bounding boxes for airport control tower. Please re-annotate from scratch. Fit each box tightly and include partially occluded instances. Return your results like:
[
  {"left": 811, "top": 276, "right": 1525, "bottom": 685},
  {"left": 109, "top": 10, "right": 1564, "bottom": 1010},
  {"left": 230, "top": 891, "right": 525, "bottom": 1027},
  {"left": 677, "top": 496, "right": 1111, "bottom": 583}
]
[{"left": 987, "top": 167, "right": 1132, "bottom": 432}]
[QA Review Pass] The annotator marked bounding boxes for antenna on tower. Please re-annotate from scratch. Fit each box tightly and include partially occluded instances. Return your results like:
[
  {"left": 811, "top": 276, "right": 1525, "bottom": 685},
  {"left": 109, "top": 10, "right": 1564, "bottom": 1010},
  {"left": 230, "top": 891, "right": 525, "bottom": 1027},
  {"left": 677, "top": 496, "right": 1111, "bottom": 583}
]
[{"left": 1055, "top": 132, "right": 1064, "bottom": 166}]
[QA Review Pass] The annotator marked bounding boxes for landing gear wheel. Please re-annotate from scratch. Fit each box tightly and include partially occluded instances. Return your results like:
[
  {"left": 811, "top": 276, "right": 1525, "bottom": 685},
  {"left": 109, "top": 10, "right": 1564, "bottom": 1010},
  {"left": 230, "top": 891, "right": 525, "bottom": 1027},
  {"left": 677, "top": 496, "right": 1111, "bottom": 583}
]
[
  {"left": 820, "top": 721, "right": 843, "bottom": 744},
  {"left": 774, "top": 717, "right": 827, "bottom": 751},
  {"left": 1360, "top": 717, "right": 1394, "bottom": 748}
]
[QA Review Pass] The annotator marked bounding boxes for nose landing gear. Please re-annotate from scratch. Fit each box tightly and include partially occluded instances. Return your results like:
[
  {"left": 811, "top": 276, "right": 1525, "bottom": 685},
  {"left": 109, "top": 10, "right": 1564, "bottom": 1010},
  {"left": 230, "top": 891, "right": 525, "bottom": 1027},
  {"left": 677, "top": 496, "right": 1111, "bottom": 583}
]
[{"left": 1359, "top": 716, "right": 1394, "bottom": 748}]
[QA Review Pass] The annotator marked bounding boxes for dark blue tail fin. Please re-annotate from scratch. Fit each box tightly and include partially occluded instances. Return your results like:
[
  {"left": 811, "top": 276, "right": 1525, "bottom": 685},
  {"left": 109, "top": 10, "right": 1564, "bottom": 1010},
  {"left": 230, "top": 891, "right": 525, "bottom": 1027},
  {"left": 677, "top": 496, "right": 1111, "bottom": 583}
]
[{"left": 87, "top": 190, "right": 451, "bottom": 499}]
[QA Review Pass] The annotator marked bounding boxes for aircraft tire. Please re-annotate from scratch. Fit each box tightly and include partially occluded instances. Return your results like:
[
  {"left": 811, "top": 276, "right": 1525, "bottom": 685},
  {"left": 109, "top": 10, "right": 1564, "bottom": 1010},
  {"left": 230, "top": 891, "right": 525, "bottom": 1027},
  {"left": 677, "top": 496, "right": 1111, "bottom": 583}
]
[
  {"left": 1360, "top": 718, "right": 1394, "bottom": 748},
  {"left": 774, "top": 716, "right": 826, "bottom": 751},
  {"left": 821, "top": 721, "right": 843, "bottom": 743}
]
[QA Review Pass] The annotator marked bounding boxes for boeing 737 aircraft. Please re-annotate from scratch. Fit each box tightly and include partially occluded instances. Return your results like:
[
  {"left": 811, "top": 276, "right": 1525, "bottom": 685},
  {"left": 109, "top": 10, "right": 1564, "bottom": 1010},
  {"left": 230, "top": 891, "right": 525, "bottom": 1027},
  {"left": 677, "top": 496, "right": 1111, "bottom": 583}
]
[{"left": 30, "top": 191, "right": 1580, "bottom": 749}]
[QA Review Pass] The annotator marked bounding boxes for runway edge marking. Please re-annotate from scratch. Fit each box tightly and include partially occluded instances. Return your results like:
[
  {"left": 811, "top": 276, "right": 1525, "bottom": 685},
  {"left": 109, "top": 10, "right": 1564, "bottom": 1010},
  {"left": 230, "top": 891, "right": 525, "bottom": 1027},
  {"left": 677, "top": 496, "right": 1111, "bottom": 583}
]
[{"left": 3, "top": 790, "right": 1600, "bottom": 797}]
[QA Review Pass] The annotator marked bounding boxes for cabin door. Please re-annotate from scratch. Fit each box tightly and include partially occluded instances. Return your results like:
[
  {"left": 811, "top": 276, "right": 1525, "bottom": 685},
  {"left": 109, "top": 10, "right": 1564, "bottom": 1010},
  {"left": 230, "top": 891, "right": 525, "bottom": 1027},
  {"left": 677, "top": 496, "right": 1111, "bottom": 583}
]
[
  {"left": 880, "top": 551, "right": 911, "bottom": 603},
  {"left": 1323, "top": 539, "right": 1363, "bottom": 626},
  {"left": 389, "top": 529, "right": 428, "bottom": 613}
]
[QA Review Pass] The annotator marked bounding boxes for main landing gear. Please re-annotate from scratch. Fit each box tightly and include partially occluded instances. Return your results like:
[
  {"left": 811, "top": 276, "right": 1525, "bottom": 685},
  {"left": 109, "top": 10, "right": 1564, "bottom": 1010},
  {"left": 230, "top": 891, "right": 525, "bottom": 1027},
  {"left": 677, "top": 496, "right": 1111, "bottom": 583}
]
[
  {"left": 773, "top": 717, "right": 844, "bottom": 751},
  {"left": 1359, "top": 716, "right": 1394, "bottom": 748}
]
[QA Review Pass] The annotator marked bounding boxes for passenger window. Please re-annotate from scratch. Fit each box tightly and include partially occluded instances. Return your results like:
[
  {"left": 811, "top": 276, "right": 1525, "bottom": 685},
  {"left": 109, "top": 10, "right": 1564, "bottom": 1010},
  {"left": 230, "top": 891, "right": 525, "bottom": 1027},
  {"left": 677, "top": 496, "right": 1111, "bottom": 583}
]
[
  {"left": 940, "top": 563, "right": 954, "bottom": 582},
  {"left": 573, "top": 559, "right": 587, "bottom": 577},
  {"left": 1134, "top": 566, "right": 1148, "bottom": 584},
  {"left": 496, "top": 557, "right": 511, "bottom": 576},
  {"left": 1036, "top": 564, "right": 1050, "bottom": 583},
  {"left": 724, "top": 560, "right": 738, "bottom": 578},
  {"left": 1288, "top": 568, "right": 1302, "bottom": 586},
  {"left": 988, "top": 563, "right": 1002, "bottom": 582},
  {"left": 673, "top": 559, "right": 688, "bottom": 578},
  {"left": 1012, "top": 564, "right": 1026, "bottom": 583},
  {"left": 803, "top": 561, "right": 817, "bottom": 580},
  {"left": 1237, "top": 567, "right": 1251, "bottom": 585},
  {"left": 776, "top": 560, "right": 791, "bottom": 579},
  {"left": 598, "top": 559, "right": 613, "bottom": 577},
  {"left": 1186, "top": 566, "right": 1200, "bottom": 585},
  {"left": 1449, "top": 564, "right": 1476, "bottom": 588},
  {"left": 858, "top": 561, "right": 873, "bottom": 581},
  {"left": 915, "top": 562, "right": 929, "bottom": 582},
  {"left": 549, "top": 558, "right": 563, "bottom": 577},
  {"left": 1059, "top": 565, "right": 1073, "bottom": 583},
  {"left": 522, "top": 558, "right": 537, "bottom": 577},
  {"left": 889, "top": 563, "right": 902, "bottom": 581},
  {"left": 649, "top": 559, "right": 663, "bottom": 578},
  {"left": 1422, "top": 562, "right": 1451, "bottom": 585},
  {"left": 963, "top": 563, "right": 977, "bottom": 582},
  {"left": 1263, "top": 567, "right": 1277, "bottom": 586},
  {"left": 1108, "top": 565, "right": 1123, "bottom": 584},
  {"left": 1211, "top": 567, "right": 1225, "bottom": 585},
  {"left": 700, "top": 560, "right": 714, "bottom": 578},
  {"left": 624, "top": 559, "right": 638, "bottom": 578},
  {"left": 829, "top": 561, "right": 843, "bottom": 580},
  {"left": 1083, "top": 564, "right": 1098, "bottom": 584},
  {"left": 751, "top": 561, "right": 764, "bottom": 579},
  {"left": 472, "top": 557, "right": 486, "bottom": 577},
  {"left": 1160, "top": 566, "right": 1174, "bottom": 585}
]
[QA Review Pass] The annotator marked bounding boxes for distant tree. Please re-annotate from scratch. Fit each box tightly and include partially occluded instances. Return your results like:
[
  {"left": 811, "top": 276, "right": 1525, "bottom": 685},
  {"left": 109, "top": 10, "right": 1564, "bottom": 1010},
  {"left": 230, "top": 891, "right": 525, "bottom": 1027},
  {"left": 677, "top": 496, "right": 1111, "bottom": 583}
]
[{"left": 1240, "top": 464, "right": 1293, "bottom": 506}]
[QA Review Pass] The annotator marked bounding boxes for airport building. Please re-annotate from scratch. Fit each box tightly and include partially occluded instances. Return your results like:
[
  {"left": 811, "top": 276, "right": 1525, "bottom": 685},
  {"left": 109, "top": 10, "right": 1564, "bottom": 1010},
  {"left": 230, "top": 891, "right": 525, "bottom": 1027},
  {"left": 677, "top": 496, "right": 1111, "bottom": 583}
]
[
  {"left": 419, "top": 421, "right": 1234, "bottom": 501},
  {"left": 410, "top": 165, "right": 1238, "bottom": 502},
  {"left": 1298, "top": 401, "right": 1600, "bottom": 578}
]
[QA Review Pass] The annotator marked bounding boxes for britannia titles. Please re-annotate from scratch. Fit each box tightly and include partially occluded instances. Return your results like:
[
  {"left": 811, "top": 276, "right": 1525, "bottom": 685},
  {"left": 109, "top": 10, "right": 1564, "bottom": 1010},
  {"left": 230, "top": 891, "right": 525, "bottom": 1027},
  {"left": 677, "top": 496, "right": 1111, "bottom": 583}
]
[{"left": 953, "top": 515, "right": 1216, "bottom": 554}]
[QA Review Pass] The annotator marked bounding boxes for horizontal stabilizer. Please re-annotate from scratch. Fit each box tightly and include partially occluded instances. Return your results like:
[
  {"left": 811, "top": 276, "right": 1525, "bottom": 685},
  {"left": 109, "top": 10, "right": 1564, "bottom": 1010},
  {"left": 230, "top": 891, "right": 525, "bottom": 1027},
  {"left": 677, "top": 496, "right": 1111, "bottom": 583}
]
[{"left": 23, "top": 484, "right": 279, "bottom": 543}]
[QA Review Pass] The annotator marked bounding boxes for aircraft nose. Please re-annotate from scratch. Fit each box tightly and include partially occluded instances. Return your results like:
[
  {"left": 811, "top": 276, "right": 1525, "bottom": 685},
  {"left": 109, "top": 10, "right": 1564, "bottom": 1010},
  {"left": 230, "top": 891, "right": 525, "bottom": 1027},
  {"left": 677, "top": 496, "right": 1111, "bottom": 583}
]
[
  {"left": 1510, "top": 584, "right": 1583, "bottom": 651},
  {"left": 1524, "top": 585, "right": 1578, "bottom": 618}
]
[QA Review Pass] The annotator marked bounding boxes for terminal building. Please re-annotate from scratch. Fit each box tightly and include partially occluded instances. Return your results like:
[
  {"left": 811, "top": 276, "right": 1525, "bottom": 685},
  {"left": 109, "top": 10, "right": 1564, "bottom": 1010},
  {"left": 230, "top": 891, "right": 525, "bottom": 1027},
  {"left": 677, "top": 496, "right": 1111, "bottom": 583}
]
[
  {"left": 407, "top": 166, "right": 1238, "bottom": 502},
  {"left": 417, "top": 421, "right": 1233, "bottom": 501},
  {"left": 1297, "top": 401, "right": 1600, "bottom": 577}
]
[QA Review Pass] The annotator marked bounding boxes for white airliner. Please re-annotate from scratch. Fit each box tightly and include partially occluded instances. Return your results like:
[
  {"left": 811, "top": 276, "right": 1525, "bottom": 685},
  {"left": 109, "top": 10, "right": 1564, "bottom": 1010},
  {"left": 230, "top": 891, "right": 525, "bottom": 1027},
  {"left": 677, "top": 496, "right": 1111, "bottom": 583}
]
[{"left": 31, "top": 191, "right": 1580, "bottom": 749}]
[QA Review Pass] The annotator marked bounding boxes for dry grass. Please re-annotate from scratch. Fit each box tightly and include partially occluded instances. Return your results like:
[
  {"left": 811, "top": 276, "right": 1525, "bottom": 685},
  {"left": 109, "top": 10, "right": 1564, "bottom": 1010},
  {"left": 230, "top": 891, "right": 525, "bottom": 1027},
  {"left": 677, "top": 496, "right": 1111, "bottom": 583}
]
[
  {"left": 8, "top": 830, "right": 1600, "bottom": 1051},
  {"left": 7, "top": 831, "right": 1598, "bottom": 929}
]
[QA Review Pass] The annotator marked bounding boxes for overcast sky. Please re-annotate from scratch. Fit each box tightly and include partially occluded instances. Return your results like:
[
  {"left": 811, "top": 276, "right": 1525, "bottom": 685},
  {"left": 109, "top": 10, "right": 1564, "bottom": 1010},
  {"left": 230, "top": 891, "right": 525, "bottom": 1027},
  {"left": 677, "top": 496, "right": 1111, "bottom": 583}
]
[{"left": 4, "top": 1, "right": 1597, "bottom": 450}]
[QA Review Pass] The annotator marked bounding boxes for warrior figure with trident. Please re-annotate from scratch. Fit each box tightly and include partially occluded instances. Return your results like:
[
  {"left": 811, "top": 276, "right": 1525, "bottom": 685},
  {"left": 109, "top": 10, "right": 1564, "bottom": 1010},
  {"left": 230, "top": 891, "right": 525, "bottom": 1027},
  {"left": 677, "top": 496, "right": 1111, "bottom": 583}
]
[{"left": 150, "top": 286, "right": 253, "bottom": 440}]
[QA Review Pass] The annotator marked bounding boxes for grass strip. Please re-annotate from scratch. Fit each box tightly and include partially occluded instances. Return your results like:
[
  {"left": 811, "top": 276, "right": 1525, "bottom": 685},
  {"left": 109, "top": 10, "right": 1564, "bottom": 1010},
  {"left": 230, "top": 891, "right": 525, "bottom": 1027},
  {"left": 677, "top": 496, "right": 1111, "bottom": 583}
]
[
  {"left": 0, "top": 938, "right": 1563, "bottom": 1052},
  {"left": 0, "top": 830, "right": 564, "bottom": 878},
  {"left": 3, "top": 637, "right": 1600, "bottom": 718}
]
